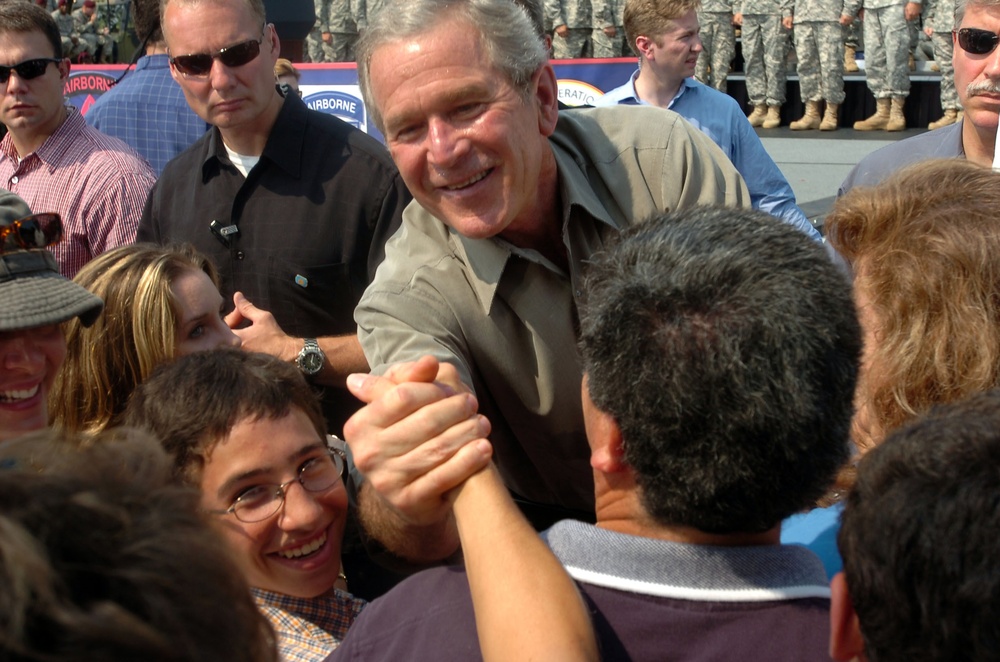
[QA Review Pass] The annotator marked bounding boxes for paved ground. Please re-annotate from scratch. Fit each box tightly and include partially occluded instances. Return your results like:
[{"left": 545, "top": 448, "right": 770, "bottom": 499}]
[{"left": 756, "top": 127, "right": 926, "bottom": 228}]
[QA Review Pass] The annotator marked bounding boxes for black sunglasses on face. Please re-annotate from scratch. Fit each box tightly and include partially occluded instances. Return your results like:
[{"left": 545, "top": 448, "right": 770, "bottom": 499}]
[
  {"left": 0, "top": 58, "right": 61, "bottom": 84},
  {"left": 956, "top": 27, "right": 1000, "bottom": 55},
  {"left": 170, "top": 27, "right": 266, "bottom": 77},
  {"left": 0, "top": 213, "right": 63, "bottom": 253}
]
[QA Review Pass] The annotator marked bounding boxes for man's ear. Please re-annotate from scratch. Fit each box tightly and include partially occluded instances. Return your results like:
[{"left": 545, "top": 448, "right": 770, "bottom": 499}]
[
  {"left": 581, "top": 376, "right": 627, "bottom": 473},
  {"left": 57, "top": 58, "right": 70, "bottom": 81},
  {"left": 533, "top": 63, "right": 559, "bottom": 137},
  {"left": 634, "top": 35, "right": 654, "bottom": 60},
  {"left": 830, "top": 572, "right": 867, "bottom": 662}
]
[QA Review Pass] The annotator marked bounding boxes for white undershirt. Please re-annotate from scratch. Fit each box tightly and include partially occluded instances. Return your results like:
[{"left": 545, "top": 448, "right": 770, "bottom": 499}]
[{"left": 223, "top": 142, "right": 260, "bottom": 177}]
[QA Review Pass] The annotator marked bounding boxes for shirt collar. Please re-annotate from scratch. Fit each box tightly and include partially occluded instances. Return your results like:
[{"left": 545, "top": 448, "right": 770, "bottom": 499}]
[
  {"left": 135, "top": 53, "right": 170, "bottom": 71},
  {"left": 31, "top": 106, "right": 83, "bottom": 173},
  {"left": 606, "top": 70, "right": 694, "bottom": 109},
  {"left": 201, "top": 91, "right": 304, "bottom": 181},
  {"left": 451, "top": 133, "right": 622, "bottom": 315},
  {"left": 250, "top": 586, "right": 365, "bottom": 630}
]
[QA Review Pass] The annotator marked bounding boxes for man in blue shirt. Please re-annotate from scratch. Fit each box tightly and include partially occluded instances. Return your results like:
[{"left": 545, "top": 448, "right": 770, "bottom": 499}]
[
  {"left": 596, "top": 0, "right": 819, "bottom": 240},
  {"left": 85, "top": 0, "right": 208, "bottom": 174}
]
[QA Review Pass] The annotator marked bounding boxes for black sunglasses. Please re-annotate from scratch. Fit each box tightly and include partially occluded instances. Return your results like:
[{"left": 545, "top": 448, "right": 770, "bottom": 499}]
[
  {"left": 0, "top": 58, "right": 61, "bottom": 84},
  {"left": 170, "top": 27, "right": 266, "bottom": 77},
  {"left": 956, "top": 28, "right": 1000, "bottom": 55},
  {"left": 0, "top": 213, "right": 63, "bottom": 253}
]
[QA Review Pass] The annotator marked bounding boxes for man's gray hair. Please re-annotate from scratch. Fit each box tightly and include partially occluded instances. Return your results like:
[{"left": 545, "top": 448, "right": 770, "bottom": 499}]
[
  {"left": 955, "top": 0, "right": 1000, "bottom": 27},
  {"left": 356, "top": 0, "right": 548, "bottom": 133}
]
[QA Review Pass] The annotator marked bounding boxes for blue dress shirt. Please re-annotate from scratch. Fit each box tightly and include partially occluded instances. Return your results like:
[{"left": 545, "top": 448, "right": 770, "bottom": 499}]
[
  {"left": 597, "top": 72, "right": 820, "bottom": 241},
  {"left": 86, "top": 54, "right": 209, "bottom": 175}
]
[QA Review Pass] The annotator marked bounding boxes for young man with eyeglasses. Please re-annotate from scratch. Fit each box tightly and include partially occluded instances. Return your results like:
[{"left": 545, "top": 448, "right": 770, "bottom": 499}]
[
  {"left": 0, "top": 2, "right": 156, "bottom": 278},
  {"left": 138, "top": 0, "right": 410, "bottom": 444},
  {"left": 840, "top": 0, "right": 1000, "bottom": 192},
  {"left": 0, "top": 188, "right": 104, "bottom": 443}
]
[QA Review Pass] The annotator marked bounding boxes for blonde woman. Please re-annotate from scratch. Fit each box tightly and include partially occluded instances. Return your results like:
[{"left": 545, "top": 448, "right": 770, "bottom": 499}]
[{"left": 49, "top": 243, "right": 239, "bottom": 435}]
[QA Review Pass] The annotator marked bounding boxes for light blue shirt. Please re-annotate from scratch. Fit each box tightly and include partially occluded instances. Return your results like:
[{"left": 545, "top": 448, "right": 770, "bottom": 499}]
[{"left": 597, "top": 72, "right": 820, "bottom": 242}]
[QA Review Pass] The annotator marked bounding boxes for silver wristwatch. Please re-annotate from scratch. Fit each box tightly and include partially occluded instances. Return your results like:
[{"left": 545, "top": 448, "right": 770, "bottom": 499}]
[{"left": 295, "top": 338, "right": 325, "bottom": 376}]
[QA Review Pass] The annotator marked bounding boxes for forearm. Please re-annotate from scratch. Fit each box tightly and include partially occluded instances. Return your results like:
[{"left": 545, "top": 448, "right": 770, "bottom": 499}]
[
  {"left": 357, "top": 480, "right": 461, "bottom": 563},
  {"left": 314, "top": 334, "right": 369, "bottom": 387},
  {"left": 454, "top": 466, "right": 598, "bottom": 662}
]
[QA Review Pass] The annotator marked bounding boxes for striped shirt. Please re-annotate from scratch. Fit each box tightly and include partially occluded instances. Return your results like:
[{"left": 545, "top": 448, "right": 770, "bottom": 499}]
[
  {"left": 0, "top": 107, "right": 156, "bottom": 277},
  {"left": 251, "top": 587, "right": 366, "bottom": 662}
]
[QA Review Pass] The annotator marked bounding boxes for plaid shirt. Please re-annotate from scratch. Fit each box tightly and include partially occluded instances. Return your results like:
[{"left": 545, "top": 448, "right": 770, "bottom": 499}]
[
  {"left": 0, "top": 107, "right": 156, "bottom": 277},
  {"left": 251, "top": 587, "right": 366, "bottom": 662}
]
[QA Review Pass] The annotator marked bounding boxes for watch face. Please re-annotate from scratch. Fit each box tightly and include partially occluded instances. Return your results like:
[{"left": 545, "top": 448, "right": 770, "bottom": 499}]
[{"left": 302, "top": 351, "right": 324, "bottom": 373}]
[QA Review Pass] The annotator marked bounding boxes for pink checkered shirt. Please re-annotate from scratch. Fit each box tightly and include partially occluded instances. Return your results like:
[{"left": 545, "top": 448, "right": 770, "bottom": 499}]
[{"left": 0, "top": 107, "right": 156, "bottom": 277}]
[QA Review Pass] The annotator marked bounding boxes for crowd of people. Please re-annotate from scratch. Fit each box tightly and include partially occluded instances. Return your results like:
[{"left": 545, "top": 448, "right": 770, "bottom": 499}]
[
  {"left": 2, "top": 0, "right": 1000, "bottom": 658},
  {"left": 307, "top": 0, "right": 960, "bottom": 131}
]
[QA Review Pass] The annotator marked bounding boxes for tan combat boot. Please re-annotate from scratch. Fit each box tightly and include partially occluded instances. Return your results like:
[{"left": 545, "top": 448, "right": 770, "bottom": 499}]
[
  {"left": 844, "top": 45, "right": 859, "bottom": 73},
  {"left": 747, "top": 104, "right": 767, "bottom": 127},
  {"left": 927, "top": 108, "right": 959, "bottom": 130},
  {"left": 790, "top": 100, "right": 822, "bottom": 130},
  {"left": 886, "top": 96, "right": 906, "bottom": 131},
  {"left": 820, "top": 103, "right": 839, "bottom": 130},
  {"left": 761, "top": 105, "right": 782, "bottom": 128},
  {"left": 854, "top": 98, "right": 890, "bottom": 131}
]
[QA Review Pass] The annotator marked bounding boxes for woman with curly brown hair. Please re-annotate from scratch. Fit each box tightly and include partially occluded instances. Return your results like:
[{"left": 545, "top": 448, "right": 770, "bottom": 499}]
[
  {"left": 783, "top": 158, "right": 1000, "bottom": 575},
  {"left": 826, "top": 158, "right": 1000, "bottom": 457}
]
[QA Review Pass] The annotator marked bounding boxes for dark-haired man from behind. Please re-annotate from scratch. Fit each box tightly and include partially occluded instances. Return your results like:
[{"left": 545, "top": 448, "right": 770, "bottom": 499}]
[
  {"left": 831, "top": 389, "right": 1000, "bottom": 662},
  {"left": 333, "top": 206, "right": 861, "bottom": 660},
  {"left": 86, "top": 0, "right": 209, "bottom": 175}
]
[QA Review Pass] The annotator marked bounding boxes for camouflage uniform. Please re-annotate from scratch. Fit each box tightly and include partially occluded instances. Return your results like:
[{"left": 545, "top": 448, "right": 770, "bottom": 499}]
[
  {"left": 592, "top": 0, "right": 628, "bottom": 58},
  {"left": 925, "top": 0, "right": 959, "bottom": 110},
  {"left": 738, "top": 0, "right": 793, "bottom": 106},
  {"left": 72, "top": 7, "right": 100, "bottom": 57},
  {"left": 844, "top": 0, "right": 910, "bottom": 99},
  {"left": 52, "top": 8, "right": 87, "bottom": 60},
  {"left": 93, "top": 0, "right": 124, "bottom": 63},
  {"left": 355, "top": 0, "right": 389, "bottom": 32},
  {"left": 309, "top": 0, "right": 360, "bottom": 63},
  {"left": 696, "top": 0, "right": 737, "bottom": 91},
  {"left": 545, "top": 0, "right": 594, "bottom": 58},
  {"left": 792, "top": 0, "right": 847, "bottom": 103}
]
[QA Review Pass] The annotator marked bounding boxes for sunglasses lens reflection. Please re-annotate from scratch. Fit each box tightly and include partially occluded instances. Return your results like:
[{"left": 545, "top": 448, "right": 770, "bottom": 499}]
[
  {"left": 959, "top": 28, "right": 1000, "bottom": 55},
  {"left": 172, "top": 39, "right": 261, "bottom": 76}
]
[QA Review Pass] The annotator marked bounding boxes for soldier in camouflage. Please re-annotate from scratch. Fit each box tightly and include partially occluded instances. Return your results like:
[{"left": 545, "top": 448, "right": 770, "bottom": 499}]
[
  {"left": 52, "top": 0, "right": 87, "bottom": 60},
  {"left": 93, "top": 0, "right": 125, "bottom": 63},
  {"left": 789, "top": 0, "right": 849, "bottom": 129},
  {"left": 546, "top": 0, "right": 594, "bottom": 57},
  {"left": 593, "top": 0, "right": 629, "bottom": 56},
  {"left": 924, "top": 0, "right": 960, "bottom": 127},
  {"left": 327, "top": 0, "right": 360, "bottom": 62},
  {"left": 72, "top": 0, "right": 102, "bottom": 62},
  {"left": 843, "top": 0, "right": 916, "bottom": 130},
  {"left": 735, "top": 0, "right": 793, "bottom": 127},
  {"left": 307, "top": 0, "right": 333, "bottom": 62},
  {"left": 696, "top": 0, "right": 737, "bottom": 90}
]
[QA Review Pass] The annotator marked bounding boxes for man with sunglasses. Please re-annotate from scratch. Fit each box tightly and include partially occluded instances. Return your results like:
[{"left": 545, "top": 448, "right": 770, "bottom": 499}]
[
  {"left": 0, "top": 188, "right": 104, "bottom": 444},
  {"left": 840, "top": 0, "right": 1000, "bottom": 192},
  {"left": 0, "top": 2, "right": 156, "bottom": 278},
  {"left": 139, "top": 0, "right": 409, "bottom": 441}
]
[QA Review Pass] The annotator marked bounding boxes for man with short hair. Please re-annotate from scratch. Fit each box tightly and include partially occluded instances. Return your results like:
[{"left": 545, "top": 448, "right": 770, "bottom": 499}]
[
  {"left": 138, "top": 0, "right": 409, "bottom": 436},
  {"left": 348, "top": 0, "right": 748, "bottom": 563},
  {"left": 830, "top": 389, "right": 1000, "bottom": 661},
  {"left": 71, "top": 0, "right": 100, "bottom": 61},
  {"left": 596, "top": 0, "right": 818, "bottom": 239},
  {"left": 336, "top": 207, "right": 859, "bottom": 660},
  {"left": 0, "top": 2, "right": 156, "bottom": 277},
  {"left": 839, "top": 0, "right": 995, "bottom": 190},
  {"left": 85, "top": 0, "right": 209, "bottom": 175}
]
